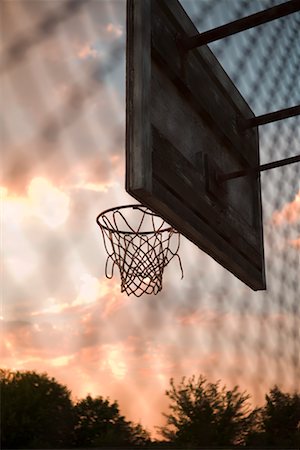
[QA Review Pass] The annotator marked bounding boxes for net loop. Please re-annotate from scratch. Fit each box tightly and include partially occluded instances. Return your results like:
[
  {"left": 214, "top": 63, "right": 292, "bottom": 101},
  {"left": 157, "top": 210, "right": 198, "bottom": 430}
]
[{"left": 96, "top": 205, "right": 183, "bottom": 297}]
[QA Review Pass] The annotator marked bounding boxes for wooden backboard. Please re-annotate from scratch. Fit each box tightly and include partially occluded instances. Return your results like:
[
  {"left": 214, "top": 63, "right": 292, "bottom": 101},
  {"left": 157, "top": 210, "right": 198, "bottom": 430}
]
[{"left": 126, "top": 0, "right": 266, "bottom": 290}]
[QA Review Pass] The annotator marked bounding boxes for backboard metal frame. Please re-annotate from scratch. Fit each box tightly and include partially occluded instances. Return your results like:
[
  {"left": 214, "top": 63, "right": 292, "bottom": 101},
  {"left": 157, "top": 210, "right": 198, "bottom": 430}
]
[{"left": 126, "top": 0, "right": 266, "bottom": 291}]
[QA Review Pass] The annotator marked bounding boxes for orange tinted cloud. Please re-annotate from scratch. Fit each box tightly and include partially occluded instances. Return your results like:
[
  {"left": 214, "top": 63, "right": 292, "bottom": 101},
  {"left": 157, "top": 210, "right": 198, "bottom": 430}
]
[
  {"left": 28, "top": 177, "right": 70, "bottom": 228},
  {"left": 105, "top": 23, "right": 123, "bottom": 38},
  {"left": 272, "top": 190, "right": 300, "bottom": 226},
  {"left": 77, "top": 43, "right": 99, "bottom": 60},
  {"left": 3, "top": 179, "right": 70, "bottom": 285},
  {"left": 288, "top": 237, "right": 300, "bottom": 249},
  {"left": 177, "top": 309, "right": 225, "bottom": 327},
  {"left": 72, "top": 181, "right": 115, "bottom": 192},
  {"left": 2, "top": 306, "right": 299, "bottom": 438},
  {"left": 2, "top": 177, "right": 70, "bottom": 228}
]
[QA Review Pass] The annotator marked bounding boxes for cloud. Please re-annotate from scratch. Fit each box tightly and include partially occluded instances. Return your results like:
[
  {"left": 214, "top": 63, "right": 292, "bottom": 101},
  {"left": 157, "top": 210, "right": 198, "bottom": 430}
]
[
  {"left": 71, "top": 180, "right": 115, "bottom": 193},
  {"left": 2, "top": 176, "right": 71, "bottom": 292},
  {"left": 30, "top": 298, "right": 71, "bottom": 317},
  {"left": 75, "top": 25, "right": 123, "bottom": 61},
  {"left": 74, "top": 273, "right": 103, "bottom": 305},
  {"left": 271, "top": 190, "right": 300, "bottom": 226},
  {"left": 101, "top": 344, "right": 128, "bottom": 380},
  {"left": 3, "top": 319, "right": 75, "bottom": 356},
  {"left": 288, "top": 237, "right": 300, "bottom": 250},
  {"left": 77, "top": 43, "right": 99, "bottom": 60},
  {"left": 105, "top": 23, "right": 123, "bottom": 39},
  {"left": 28, "top": 177, "right": 70, "bottom": 228},
  {"left": 177, "top": 308, "right": 225, "bottom": 327},
  {"left": 2, "top": 177, "right": 70, "bottom": 228},
  {"left": 50, "top": 354, "right": 75, "bottom": 367},
  {"left": 27, "top": 275, "right": 123, "bottom": 321}
]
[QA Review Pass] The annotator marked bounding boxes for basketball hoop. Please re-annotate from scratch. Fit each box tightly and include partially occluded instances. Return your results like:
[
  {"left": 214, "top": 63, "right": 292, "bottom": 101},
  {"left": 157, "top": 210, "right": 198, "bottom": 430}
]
[{"left": 96, "top": 205, "right": 183, "bottom": 297}]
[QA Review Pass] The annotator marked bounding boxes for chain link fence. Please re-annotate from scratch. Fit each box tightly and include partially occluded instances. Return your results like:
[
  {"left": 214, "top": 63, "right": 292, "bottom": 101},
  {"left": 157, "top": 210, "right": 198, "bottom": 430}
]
[{"left": 1, "top": 0, "right": 299, "bottom": 436}]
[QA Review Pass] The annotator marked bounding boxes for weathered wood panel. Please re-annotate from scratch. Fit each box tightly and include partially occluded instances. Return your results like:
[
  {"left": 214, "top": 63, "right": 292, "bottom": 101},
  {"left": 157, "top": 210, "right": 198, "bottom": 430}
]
[
  {"left": 152, "top": 129, "right": 262, "bottom": 270},
  {"left": 126, "top": 0, "right": 152, "bottom": 193},
  {"left": 150, "top": 182, "right": 265, "bottom": 291},
  {"left": 151, "top": 62, "right": 257, "bottom": 230},
  {"left": 151, "top": 0, "right": 259, "bottom": 166},
  {"left": 126, "top": 0, "right": 266, "bottom": 290}
]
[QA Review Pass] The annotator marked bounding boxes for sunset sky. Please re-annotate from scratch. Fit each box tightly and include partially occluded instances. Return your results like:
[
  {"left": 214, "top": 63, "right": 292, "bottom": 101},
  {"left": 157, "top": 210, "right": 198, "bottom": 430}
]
[{"left": 1, "top": 0, "right": 299, "bottom": 437}]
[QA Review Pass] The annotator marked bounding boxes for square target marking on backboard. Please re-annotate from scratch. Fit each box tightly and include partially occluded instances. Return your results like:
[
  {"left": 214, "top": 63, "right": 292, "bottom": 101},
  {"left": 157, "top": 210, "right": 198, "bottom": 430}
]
[{"left": 126, "top": 0, "right": 266, "bottom": 290}]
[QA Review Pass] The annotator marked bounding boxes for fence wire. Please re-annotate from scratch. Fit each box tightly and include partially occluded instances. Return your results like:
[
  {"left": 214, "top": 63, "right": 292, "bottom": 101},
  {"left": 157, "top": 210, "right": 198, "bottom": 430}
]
[{"left": 1, "top": 0, "right": 299, "bottom": 436}]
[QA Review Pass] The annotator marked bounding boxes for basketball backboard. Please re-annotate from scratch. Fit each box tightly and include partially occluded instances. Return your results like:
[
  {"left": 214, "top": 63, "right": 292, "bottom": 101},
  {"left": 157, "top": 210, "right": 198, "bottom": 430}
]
[{"left": 126, "top": 0, "right": 266, "bottom": 290}]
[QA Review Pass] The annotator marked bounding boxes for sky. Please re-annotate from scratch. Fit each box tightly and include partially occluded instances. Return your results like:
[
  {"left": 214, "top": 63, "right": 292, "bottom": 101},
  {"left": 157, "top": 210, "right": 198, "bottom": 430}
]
[{"left": 1, "top": 0, "right": 299, "bottom": 437}]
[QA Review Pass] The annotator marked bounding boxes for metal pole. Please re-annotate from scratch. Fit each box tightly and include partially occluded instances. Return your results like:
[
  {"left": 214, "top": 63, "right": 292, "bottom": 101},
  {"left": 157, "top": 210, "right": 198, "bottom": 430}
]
[
  {"left": 242, "top": 105, "right": 300, "bottom": 128},
  {"left": 218, "top": 154, "right": 300, "bottom": 183},
  {"left": 180, "top": 0, "right": 300, "bottom": 51}
]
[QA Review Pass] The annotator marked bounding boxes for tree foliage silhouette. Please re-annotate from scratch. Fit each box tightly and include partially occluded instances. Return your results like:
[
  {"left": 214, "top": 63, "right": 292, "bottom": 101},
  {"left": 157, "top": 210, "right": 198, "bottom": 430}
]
[
  {"left": 1, "top": 369, "right": 74, "bottom": 449},
  {"left": 1, "top": 368, "right": 151, "bottom": 449},
  {"left": 246, "top": 386, "right": 300, "bottom": 447},
  {"left": 2, "top": 368, "right": 299, "bottom": 448},
  {"left": 73, "top": 394, "right": 150, "bottom": 447},
  {"left": 159, "top": 375, "right": 257, "bottom": 447}
]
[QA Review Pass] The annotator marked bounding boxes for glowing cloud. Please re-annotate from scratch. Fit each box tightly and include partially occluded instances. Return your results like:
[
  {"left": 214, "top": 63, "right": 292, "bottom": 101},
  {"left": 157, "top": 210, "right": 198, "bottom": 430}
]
[
  {"left": 30, "top": 298, "right": 70, "bottom": 316},
  {"left": 288, "top": 238, "right": 300, "bottom": 250},
  {"left": 28, "top": 177, "right": 70, "bottom": 228},
  {"left": 74, "top": 273, "right": 105, "bottom": 306},
  {"left": 102, "top": 345, "right": 128, "bottom": 380},
  {"left": 3, "top": 178, "right": 70, "bottom": 282},
  {"left": 2, "top": 186, "right": 38, "bottom": 281},
  {"left": 77, "top": 43, "right": 98, "bottom": 60},
  {"left": 272, "top": 190, "right": 300, "bottom": 226},
  {"left": 177, "top": 309, "right": 223, "bottom": 327},
  {"left": 51, "top": 355, "right": 75, "bottom": 367},
  {"left": 73, "top": 181, "right": 114, "bottom": 192},
  {"left": 101, "top": 282, "right": 130, "bottom": 318},
  {"left": 105, "top": 23, "right": 123, "bottom": 38}
]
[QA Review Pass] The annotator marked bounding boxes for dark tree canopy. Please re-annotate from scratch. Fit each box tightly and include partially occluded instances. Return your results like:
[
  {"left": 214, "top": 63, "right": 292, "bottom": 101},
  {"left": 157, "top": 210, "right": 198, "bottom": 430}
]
[
  {"left": 1, "top": 368, "right": 150, "bottom": 449},
  {"left": 73, "top": 394, "right": 151, "bottom": 447},
  {"left": 1, "top": 369, "right": 74, "bottom": 448},
  {"left": 159, "top": 375, "right": 257, "bottom": 447},
  {"left": 246, "top": 386, "right": 300, "bottom": 447},
  {"left": 2, "top": 368, "right": 299, "bottom": 448}
]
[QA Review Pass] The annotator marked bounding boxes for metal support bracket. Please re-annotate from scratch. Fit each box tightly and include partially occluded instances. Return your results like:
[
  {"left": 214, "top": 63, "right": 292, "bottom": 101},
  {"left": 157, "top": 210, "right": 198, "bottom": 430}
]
[
  {"left": 240, "top": 105, "right": 300, "bottom": 129},
  {"left": 219, "top": 154, "right": 300, "bottom": 183},
  {"left": 179, "top": 0, "right": 300, "bottom": 51},
  {"left": 201, "top": 152, "right": 300, "bottom": 193}
]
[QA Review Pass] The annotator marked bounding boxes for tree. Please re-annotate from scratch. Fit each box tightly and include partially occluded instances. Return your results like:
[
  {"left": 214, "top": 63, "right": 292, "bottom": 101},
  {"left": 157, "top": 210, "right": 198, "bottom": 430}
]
[
  {"left": 130, "top": 422, "right": 152, "bottom": 447},
  {"left": 246, "top": 386, "right": 300, "bottom": 447},
  {"left": 73, "top": 394, "right": 151, "bottom": 447},
  {"left": 159, "top": 375, "right": 257, "bottom": 447},
  {"left": 1, "top": 369, "right": 74, "bottom": 448}
]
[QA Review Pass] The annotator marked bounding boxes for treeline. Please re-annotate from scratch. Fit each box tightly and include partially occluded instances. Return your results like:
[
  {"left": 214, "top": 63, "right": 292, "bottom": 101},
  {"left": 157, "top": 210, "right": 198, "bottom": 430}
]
[
  {"left": 1, "top": 369, "right": 299, "bottom": 449},
  {"left": 1, "top": 369, "right": 150, "bottom": 449}
]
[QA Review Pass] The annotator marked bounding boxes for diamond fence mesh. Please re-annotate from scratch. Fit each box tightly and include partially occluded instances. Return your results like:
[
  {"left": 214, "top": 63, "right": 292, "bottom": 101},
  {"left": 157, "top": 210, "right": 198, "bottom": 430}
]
[{"left": 1, "top": 0, "right": 299, "bottom": 437}]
